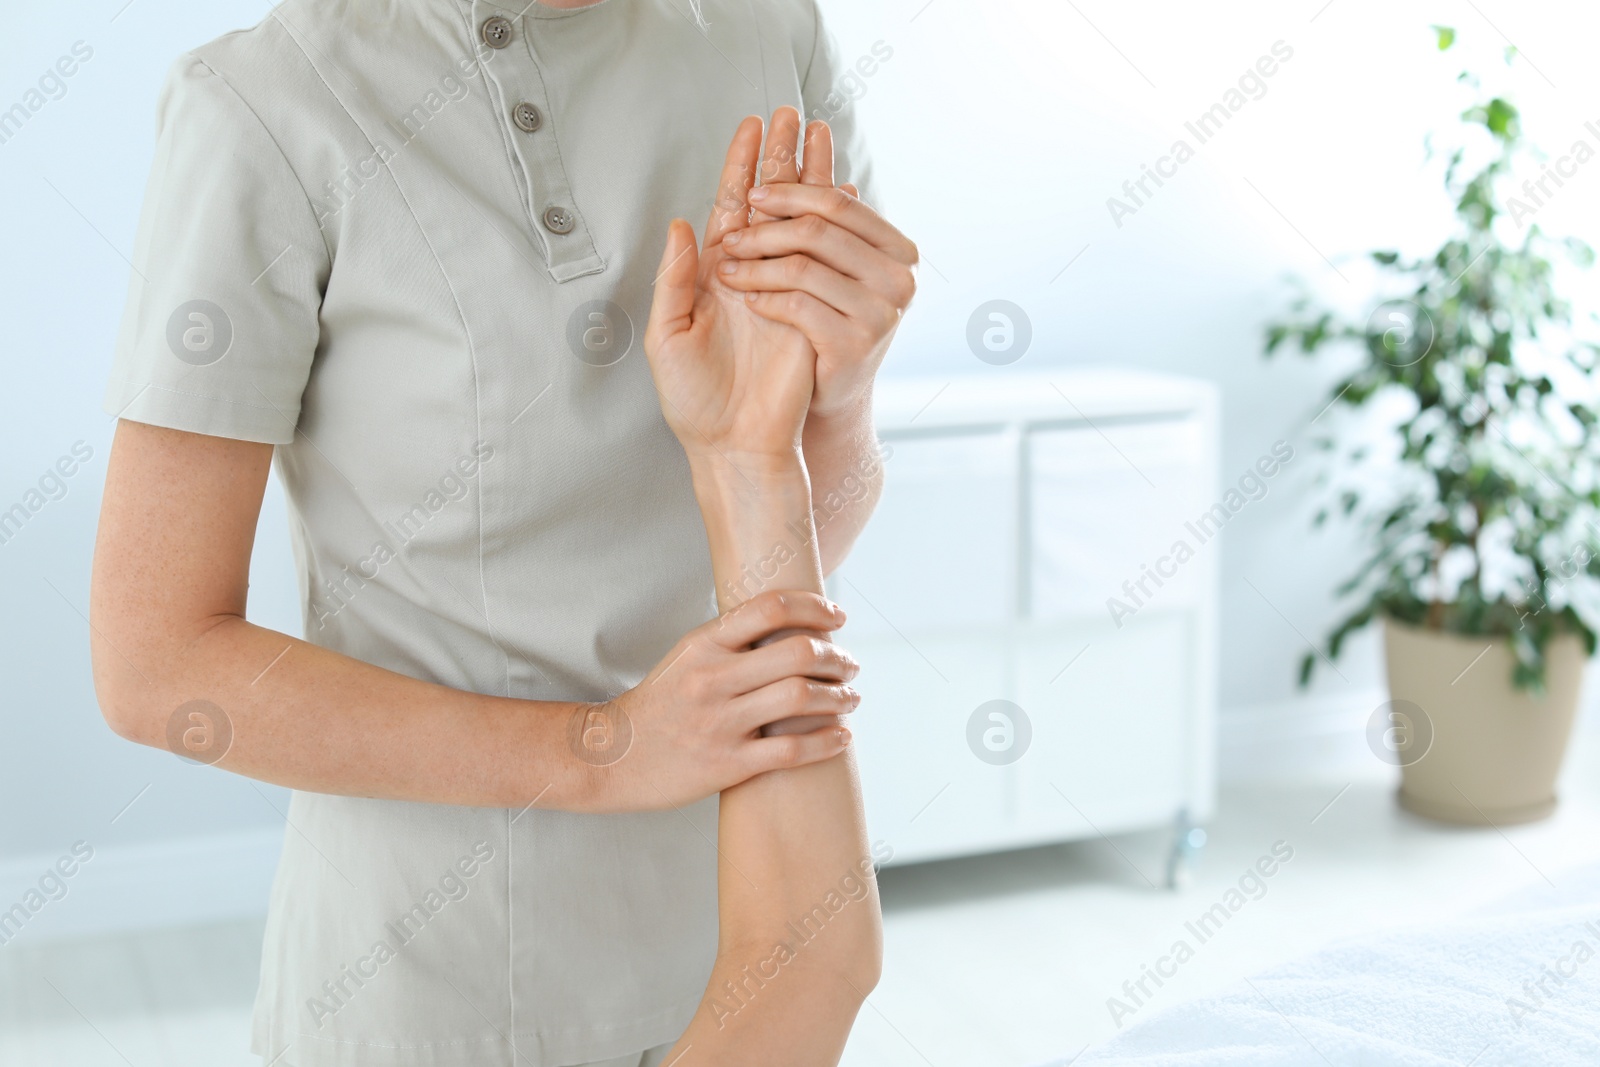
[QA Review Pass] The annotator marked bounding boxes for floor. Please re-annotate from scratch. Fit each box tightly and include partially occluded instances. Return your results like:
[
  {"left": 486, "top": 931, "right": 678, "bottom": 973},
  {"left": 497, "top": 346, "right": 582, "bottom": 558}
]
[{"left": 6, "top": 730, "right": 1599, "bottom": 1067}]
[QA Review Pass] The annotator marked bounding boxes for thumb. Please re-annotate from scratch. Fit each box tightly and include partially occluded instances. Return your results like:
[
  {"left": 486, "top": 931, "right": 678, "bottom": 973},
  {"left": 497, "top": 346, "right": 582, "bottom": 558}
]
[{"left": 643, "top": 219, "right": 699, "bottom": 356}]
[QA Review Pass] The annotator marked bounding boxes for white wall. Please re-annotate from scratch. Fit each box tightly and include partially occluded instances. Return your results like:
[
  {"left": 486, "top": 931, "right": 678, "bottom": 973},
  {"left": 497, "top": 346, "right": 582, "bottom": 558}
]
[
  {"left": 822, "top": 0, "right": 1600, "bottom": 723},
  {"left": 3, "top": 0, "right": 1598, "bottom": 935}
]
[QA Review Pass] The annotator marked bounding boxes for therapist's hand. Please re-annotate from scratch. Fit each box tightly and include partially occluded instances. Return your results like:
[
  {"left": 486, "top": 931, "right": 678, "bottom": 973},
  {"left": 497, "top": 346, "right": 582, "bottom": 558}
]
[
  {"left": 714, "top": 114, "right": 919, "bottom": 421},
  {"left": 583, "top": 590, "right": 860, "bottom": 813},
  {"left": 644, "top": 114, "right": 817, "bottom": 468}
]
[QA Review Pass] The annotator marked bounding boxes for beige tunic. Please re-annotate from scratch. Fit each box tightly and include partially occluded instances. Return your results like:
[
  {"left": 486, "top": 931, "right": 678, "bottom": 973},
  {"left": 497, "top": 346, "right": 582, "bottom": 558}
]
[{"left": 103, "top": 0, "right": 876, "bottom": 1062}]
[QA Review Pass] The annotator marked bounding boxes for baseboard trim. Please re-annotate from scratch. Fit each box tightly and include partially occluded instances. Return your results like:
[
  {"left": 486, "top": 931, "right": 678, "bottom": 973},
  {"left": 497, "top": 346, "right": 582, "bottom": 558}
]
[
  {"left": 1219, "top": 680, "right": 1600, "bottom": 784},
  {"left": 1217, "top": 687, "right": 1389, "bottom": 783},
  {"left": 0, "top": 826, "right": 283, "bottom": 949}
]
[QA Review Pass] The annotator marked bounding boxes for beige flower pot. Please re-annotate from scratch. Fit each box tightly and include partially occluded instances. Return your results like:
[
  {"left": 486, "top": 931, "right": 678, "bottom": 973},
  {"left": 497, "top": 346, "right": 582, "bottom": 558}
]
[{"left": 1381, "top": 619, "right": 1585, "bottom": 825}]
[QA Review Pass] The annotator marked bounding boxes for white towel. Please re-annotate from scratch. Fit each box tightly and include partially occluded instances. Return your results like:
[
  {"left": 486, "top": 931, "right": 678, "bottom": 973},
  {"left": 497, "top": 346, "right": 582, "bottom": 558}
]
[{"left": 1073, "top": 864, "right": 1600, "bottom": 1067}]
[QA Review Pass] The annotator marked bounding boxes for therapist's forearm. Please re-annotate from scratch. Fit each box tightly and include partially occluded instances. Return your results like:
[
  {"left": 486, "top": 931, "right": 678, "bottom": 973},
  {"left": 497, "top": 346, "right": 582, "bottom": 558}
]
[
  {"left": 92, "top": 613, "right": 593, "bottom": 810},
  {"left": 801, "top": 390, "right": 884, "bottom": 576}
]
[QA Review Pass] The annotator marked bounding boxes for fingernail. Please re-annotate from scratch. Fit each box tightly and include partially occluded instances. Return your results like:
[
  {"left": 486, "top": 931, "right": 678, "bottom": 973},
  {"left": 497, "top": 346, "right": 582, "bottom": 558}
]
[
  {"left": 723, "top": 230, "right": 741, "bottom": 245},
  {"left": 719, "top": 260, "right": 738, "bottom": 274},
  {"left": 749, "top": 186, "right": 769, "bottom": 202},
  {"left": 848, "top": 688, "right": 862, "bottom": 707},
  {"left": 838, "top": 727, "right": 852, "bottom": 745},
  {"left": 745, "top": 291, "right": 758, "bottom": 303}
]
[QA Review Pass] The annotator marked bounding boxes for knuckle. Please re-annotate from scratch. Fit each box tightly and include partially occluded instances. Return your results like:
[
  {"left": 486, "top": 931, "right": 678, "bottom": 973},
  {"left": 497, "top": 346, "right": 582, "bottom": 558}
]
[
  {"left": 771, "top": 735, "right": 803, "bottom": 767},
  {"left": 799, "top": 213, "right": 830, "bottom": 239},
  {"left": 781, "top": 676, "right": 812, "bottom": 703},
  {"left": 755, "top": 591, "right": 786, "bottom": 627},
  {"left": 827, "top": 187, "right": 855, "bottom": 215},
  {"left": 790, "top": 637, "right": 820, "bottom": 670},
  {"left": 782, "top": 254, "right": 812, "bottom": 283},
  {"left": 892, "top": 268, "right": 917, "bottom": 306}
]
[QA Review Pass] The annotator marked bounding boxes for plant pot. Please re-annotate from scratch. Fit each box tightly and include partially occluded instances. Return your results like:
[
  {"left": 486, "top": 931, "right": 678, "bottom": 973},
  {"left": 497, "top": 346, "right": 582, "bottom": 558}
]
[{"left": 1381, "top": 619, "right": 1585, "bottom": 825}]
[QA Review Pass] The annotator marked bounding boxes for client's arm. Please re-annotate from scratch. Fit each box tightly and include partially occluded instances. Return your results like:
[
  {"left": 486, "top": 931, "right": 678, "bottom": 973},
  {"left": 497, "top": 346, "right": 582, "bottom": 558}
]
[
  {"left": 644, "top": 116, "right": 882, "bottom": 1063},
  {"left": 680, "top": 451, "right": 881, "bottom": 1056}
]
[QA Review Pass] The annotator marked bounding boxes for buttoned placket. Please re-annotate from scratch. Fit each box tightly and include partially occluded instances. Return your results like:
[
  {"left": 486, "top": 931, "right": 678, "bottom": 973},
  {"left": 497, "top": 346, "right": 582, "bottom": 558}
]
[{"left": 471, "top": 1, "right": 606, "bottom": 282}]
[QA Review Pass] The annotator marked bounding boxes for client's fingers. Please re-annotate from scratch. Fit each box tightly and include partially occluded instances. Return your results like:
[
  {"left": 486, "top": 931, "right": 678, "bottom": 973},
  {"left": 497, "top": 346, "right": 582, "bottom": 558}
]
[
  {"left": 704, "top": 115, "right": 765, "bottom": 247},
  {"left": 801, "top": 120, "right": 835, "bottom": 187},
  {"left": 642, "top": 219, "right": 700, "bottom": 355},
  {"left": 761, "top": 106, "right": 803, "bottom": 184},
  {"left": 753, "top": 106, "right": 802, "bottom": 224}
]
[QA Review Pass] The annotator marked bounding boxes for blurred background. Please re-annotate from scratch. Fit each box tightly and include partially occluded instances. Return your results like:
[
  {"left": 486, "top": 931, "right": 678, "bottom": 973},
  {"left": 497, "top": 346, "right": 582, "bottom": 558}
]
[{"left": 3, "top": 0, "right": 1600, "bottom": 1064}]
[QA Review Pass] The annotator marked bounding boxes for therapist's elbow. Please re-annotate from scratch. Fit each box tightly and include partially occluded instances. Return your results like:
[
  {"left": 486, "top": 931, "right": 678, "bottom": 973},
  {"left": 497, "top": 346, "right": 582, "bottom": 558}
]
[
  {"left": 88, "top": 604, "right": 197, "bottom": 750},
  {"left": 90, "top": 630, "right": 162, "bottom": 747}
]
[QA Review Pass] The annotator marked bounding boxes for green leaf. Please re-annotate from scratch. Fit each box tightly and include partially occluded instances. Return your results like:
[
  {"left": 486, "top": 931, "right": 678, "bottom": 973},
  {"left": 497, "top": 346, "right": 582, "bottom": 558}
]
[
  {"left": 1265, "top": 324, "right": 1289, "bottom": 355},
  {"left": 1485, "top": 97, "right": 1520, "bottom": 139},
  {"left": 1433, "top": 25, "right": 1455, "bottom": 50}
]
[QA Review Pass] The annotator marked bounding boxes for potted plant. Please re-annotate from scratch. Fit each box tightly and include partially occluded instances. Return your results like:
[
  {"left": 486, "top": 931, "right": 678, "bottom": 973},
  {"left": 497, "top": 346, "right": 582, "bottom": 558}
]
[{"left": 1264, "top": 27, "right": 1600, "bottom": 825}]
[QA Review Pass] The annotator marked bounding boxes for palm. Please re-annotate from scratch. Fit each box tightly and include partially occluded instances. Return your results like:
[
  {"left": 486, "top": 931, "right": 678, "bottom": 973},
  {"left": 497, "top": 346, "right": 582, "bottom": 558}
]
[{"left": 651, "top": 238, "right": 816, "bottom": 460}]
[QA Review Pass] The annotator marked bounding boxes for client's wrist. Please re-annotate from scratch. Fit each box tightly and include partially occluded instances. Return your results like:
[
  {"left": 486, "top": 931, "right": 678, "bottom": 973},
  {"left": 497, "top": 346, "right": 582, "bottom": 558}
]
[
  {"left": 687, "top": 447, "right": 812, "bottom": 518},
  {"left": 686, "top": 448, "right": 826, "bottom": 613},
  {"left": 684, "top": 441, "right": 806, "bottom": 483}
]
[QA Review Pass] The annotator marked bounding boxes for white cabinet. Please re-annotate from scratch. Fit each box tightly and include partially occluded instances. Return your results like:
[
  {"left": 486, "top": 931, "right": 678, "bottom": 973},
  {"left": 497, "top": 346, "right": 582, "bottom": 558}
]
[{"left": 830, "top": 370, "right": 1220, "bottom": 868}]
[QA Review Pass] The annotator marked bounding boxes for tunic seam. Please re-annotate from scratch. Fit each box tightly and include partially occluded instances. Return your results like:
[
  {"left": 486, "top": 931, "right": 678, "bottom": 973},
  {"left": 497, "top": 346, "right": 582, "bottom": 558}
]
[{"left": 189, "top": 49, "right": 334, "bottom": 267}]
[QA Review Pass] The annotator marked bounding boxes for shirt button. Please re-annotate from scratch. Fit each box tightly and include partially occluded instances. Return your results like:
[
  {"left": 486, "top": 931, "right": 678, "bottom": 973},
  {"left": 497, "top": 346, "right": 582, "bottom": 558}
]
[
  {"left": 512, "top": 102, "right": 543, "bottom": 133},
  {"left": 542, "top": 206, "right": 576, "bottom": 234},
  {"left": 481, "top": 16, "right": 513, "bottom": 49}
]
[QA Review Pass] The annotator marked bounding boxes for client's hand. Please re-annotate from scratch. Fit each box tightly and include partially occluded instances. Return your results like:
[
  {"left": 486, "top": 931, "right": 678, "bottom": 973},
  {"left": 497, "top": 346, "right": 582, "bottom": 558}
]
[
  {"left": 583, "top": 591, "right": 859, "bottom": 813},
  {"left": 644, "top": 114, "right": 817, "bottom": 468},
  {"left": 715, "top": 110, "right": 919, "bottom": 421}
]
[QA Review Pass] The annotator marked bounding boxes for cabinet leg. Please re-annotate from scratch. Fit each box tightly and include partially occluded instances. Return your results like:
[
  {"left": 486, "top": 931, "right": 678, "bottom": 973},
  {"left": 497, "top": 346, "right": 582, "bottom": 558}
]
[{"left": 1165, "top": 807, "right": 1207, "bottom": 890}]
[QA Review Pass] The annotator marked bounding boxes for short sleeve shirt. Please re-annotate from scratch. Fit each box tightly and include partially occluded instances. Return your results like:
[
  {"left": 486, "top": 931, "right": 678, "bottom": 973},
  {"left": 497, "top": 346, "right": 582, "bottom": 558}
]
[{"left": 103, "top": 1, "right": 877, "bottom": 1064}]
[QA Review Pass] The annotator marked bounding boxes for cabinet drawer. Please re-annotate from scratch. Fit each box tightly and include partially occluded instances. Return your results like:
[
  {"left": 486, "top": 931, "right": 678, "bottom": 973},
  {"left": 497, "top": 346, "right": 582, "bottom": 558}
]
[
  {"left": 828, "top": 430, "right": 1015, "bottom": 638},
  {"left": 843, "top": 634, "right": 1011, "bottom": 862},
  {"left": 1029, "top": 418, "right": 1211, "bottom": 621},
  {"left": 1013, "top": 615, "right": 1193, "bottom": 837}
]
